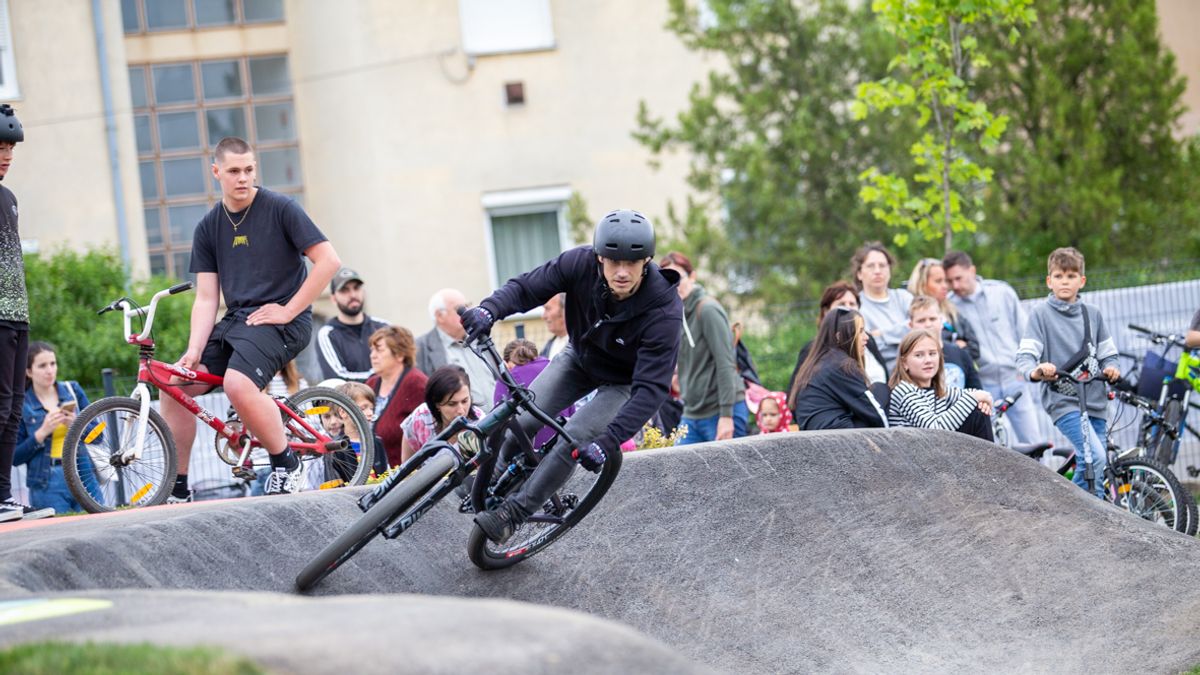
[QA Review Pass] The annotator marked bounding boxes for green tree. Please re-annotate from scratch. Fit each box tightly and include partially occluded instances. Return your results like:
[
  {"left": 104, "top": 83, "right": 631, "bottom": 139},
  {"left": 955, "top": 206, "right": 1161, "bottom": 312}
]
[
  {"left": 967, "top": 0, "right": 1200, "bottom": 278},
  {"left": 23, "top": 248, "right": 191, "bottom": 398},
  {"left": 854, "top": 0, "right": 1036, "bottom": 252},
  {"left": 635, "top": 0, "right": 915, "bottom": 307}
]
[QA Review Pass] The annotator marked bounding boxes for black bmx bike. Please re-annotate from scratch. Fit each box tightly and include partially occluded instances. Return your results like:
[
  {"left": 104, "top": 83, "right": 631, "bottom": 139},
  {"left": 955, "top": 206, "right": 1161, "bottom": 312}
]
[
  {"left": 1034, "top": 368, "right": 1198, "bottom": 535},
  {"left": 295, "top": 327, "right": 622, "bottom": 591}
]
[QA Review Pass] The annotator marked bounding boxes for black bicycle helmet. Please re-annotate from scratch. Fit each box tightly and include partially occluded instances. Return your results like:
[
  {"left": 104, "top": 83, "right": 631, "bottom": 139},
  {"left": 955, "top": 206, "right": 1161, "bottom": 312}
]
[
  {"left": 0, "top": 105, "right": 23, "bottom": 143},
  {"left": 593, "top": 209, "right": 655, "bottom": 261}
]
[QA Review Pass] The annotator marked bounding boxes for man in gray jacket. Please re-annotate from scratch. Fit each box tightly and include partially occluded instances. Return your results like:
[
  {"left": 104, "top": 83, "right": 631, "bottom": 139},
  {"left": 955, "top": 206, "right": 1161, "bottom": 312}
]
[
  {"left": 415, "top": 288, "right": 495, "bottom": 411},
  {"left": 944, "top": 250, "right": 1043, "bottom": 444},
  {"left": 659, "top": 252, "right": 746, "bottom": 443}
]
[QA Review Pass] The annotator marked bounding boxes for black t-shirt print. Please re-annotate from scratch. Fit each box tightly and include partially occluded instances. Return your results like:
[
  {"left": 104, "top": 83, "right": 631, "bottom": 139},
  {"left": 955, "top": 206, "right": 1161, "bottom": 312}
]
[{"left": 190, "top": 188, "right": 327, "bottom": 313}]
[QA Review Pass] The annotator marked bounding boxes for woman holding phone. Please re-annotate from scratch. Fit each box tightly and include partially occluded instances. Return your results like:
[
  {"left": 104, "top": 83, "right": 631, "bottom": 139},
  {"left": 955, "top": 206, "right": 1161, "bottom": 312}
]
[{"left": 15, "top": 342, "right": 100, "bottom": 515}]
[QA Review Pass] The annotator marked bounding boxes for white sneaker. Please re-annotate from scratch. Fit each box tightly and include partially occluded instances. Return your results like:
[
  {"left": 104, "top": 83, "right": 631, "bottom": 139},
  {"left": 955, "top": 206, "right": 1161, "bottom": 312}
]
[
  {"left": 165, "top": 491, "right": 193, "bottom": 505},
  {"left": 0, "top": 502, "right": 21, "bottom": 523},
  {"left": 264, "top": 460, "right": 307, "bottom": 496},
  {"left": 1, "top": 499, "right": 54, "bottom": 520}
]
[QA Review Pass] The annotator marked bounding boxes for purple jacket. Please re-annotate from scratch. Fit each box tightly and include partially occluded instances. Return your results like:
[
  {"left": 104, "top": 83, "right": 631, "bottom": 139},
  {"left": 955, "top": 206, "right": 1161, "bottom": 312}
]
[{"left": 493, "top": 356, "right": 575, "bottom": 449}]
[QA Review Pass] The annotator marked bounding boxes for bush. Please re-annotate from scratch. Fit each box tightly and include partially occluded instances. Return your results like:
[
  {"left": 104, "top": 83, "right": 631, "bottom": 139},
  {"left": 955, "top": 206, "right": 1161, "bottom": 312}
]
[{"left": 23, "top": 248, "right": 191, "bottom": 400}]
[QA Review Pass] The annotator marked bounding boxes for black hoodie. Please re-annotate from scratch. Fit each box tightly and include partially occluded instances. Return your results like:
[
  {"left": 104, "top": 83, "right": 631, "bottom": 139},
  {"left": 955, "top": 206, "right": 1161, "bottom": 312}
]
[{"left": 480, "top": 246, "right": 683, "bottom": 451}]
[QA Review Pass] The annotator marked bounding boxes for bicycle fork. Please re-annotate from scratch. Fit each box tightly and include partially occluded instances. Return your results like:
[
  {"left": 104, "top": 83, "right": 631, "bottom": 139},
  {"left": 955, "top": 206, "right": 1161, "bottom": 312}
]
[{"left": 121, "top": 383, "right": 154, "bottom": 464}]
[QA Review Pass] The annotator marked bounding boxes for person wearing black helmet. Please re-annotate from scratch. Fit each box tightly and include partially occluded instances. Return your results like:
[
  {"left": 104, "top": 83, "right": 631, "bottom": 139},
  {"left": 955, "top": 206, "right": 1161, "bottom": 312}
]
[
  {"left": 0, "top": 104, "right": 47, "bottom": 520},
  {"left": 460, "top": 209, "right": 683, "bottom": 544}
]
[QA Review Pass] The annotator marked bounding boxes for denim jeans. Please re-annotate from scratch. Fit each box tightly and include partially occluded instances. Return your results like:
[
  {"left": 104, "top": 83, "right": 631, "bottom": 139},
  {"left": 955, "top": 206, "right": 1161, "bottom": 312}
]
[
  {"left": 1054, "top": 411, "right": 1107, "bottom": 498},
  {"left": 29, "top": 465, "right": 82, "bottom": 514},
  {"left": 676, "top": 400, "right": 749, "bottom": 445}
]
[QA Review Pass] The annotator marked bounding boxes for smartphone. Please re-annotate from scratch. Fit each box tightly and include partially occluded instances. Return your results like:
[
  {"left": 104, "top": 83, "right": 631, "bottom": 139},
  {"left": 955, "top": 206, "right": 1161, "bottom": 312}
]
[{"left": 59, "top": 401, "right": 78, "bottom": 413}]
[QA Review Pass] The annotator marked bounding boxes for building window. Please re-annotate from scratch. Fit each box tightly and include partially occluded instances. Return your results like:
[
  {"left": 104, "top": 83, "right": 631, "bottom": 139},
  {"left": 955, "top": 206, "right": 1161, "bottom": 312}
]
[
  {"left": 131, "top": 54, "right": 302, "bottom": 279},
  {"left": 122, "top": 0, "right": 284, "bottom": 35},
  {"left": 482, "top": 186, "right": 571, "bottom": 289},
  {"left": 0, "top": 0, "right": 20, "bottom": 100},
  {"left": 459, "top": 0, "right": 554, "bottom": 56}
]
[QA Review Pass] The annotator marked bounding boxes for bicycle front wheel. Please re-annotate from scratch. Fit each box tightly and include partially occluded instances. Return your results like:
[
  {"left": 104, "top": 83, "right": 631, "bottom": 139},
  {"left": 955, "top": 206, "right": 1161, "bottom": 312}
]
[
  {"left": 62, "top": 396, "right": 179, "bottom": 513},
  {"left": 1112, "top": 457, "right": 1197, "bottom": 536},
  {"left": 467, "top": 447, "right": 622, "bottom": 571},
  {"left": 284, "top": 387, "right": 376, "bottom": 490},
  {"left": 295, "top": 451, "right": 456, "bottom": 591}
]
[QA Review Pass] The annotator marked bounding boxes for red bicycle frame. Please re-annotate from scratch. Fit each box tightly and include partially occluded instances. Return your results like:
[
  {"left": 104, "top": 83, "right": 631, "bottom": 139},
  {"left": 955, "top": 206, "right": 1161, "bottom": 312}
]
[{"left": 136, "top": 352, "right": 335, "bottom": 455}]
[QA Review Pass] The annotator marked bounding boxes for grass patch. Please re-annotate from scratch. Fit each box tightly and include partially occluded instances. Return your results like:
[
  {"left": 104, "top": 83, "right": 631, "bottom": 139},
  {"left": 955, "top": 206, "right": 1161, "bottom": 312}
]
[{"left": 0, "top": 641, "right": 263, "bottom": 674}]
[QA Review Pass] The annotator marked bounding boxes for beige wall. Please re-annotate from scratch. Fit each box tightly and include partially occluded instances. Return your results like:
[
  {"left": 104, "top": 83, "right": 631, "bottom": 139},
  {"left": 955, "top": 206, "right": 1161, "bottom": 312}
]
[
  {"left": 286, "top": 0, "right": 710, "bottom": 332},
  {"left": 9, "top": 0, "right": 147, "bottom": 274},
  {"left": 1158, "top": 0, "right": 1200, "bottom": 136}
]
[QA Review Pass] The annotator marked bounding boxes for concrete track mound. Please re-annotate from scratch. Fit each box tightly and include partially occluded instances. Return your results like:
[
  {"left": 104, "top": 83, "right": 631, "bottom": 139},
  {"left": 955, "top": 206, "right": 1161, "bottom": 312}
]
[{"left": 4, "top": 429, "right": 1200, "bottom": 673}]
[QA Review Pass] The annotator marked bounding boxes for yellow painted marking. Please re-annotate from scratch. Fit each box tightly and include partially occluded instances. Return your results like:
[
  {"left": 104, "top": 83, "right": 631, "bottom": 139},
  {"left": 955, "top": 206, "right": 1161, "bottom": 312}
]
[
  {"left": 1118, "top": 483, "right": 1132, "bottom": 494},
  {"left": 0, "top": 599, "right": 113, "bottom": 626},
  {"left": 84, "top": 422, "right": 107, "bottom": 444},
  {"left": 129, "top": 483, "right": 153, "bottom": 503},
  {"left": 304, "top": 406, "right": 330, "bottom": 415},
  {"left": 319, "top": 479, "right": 345, "bottom": 490}
]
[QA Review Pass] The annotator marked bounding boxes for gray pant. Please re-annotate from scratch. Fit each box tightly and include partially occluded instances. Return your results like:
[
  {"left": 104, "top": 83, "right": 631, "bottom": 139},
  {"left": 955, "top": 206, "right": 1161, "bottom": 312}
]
[{"left": 505, "top": 346, "right": 630, "bottom": 516}]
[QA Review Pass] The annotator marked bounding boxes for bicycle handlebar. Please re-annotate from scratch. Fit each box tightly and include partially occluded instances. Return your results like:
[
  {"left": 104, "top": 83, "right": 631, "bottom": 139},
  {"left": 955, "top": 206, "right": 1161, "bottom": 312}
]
[
  {"left": 455, "top": 306, "right": 577, "bottom": 449},
  {"left": 96, "top": 282, "right": 194, "bottom": 342},
  {"left": 1128, "top": 323, "right": 1186, "bottom": 348}
]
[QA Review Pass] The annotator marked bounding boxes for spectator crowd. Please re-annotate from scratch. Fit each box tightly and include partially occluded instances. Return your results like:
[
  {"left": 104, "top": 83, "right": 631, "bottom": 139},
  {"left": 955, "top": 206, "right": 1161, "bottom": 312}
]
[{"left": 3, "top": 125, "right": 1199, "bottom": 519}]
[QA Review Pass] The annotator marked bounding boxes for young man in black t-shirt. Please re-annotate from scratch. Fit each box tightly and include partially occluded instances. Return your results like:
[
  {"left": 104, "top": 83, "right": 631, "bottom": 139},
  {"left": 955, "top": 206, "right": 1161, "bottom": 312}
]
[{"left": 161, "top": 137, "right": 341, "bottom": 500}]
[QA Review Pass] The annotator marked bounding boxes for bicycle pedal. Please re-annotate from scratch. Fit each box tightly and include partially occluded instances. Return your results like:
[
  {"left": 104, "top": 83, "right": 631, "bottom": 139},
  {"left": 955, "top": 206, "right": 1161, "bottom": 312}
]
[
  {"left": 458, "top": 496, "right": 475, "bottom": 514},
  {"left": 231, "top": 466, "right": 257, "bottom": 481}
]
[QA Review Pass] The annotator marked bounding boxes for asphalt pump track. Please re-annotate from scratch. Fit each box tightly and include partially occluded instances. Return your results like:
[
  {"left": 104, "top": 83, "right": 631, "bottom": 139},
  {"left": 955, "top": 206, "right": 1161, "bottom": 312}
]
[{"left": 2, "top": 429, "right": 1199, "bottom": 673}]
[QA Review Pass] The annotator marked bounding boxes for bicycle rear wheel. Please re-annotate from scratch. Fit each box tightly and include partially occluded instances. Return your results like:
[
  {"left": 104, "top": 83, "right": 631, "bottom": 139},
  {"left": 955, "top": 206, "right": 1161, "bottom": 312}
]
[
  {"left": 62, "top": 396, "right": 179, "bottom": 513},
  {"left": 295, "top": 451, "right": 456, "bottom": 591},
  {"left": 284, "top": 387, "right": 375, "bottom": 490},
  {"left": 467, "top": 447, "right": 622, "bottom": 570},
  {"left": 1112, "top": 457, "right": 1197, "bottom": 536}
]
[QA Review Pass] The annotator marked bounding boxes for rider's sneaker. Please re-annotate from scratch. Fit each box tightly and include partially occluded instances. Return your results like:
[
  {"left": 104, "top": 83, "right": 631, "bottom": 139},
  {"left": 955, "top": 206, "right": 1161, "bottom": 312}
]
[
  {"left": 165, "top": 491, "right": 193, "bottom": 505},
  {"left": 1, "top": 499, "right": 54, "bottom": 520},
  {"left": 264, "top": 461, "right": 307, "bottom": 496},
  {"left": 473, "top": 500, "right": 523, "bottom": 545}
]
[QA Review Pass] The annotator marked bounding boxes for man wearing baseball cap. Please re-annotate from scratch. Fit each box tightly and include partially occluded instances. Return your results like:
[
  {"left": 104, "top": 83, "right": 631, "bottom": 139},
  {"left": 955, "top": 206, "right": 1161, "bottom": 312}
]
[{"left": 316, "top": 267, "right": 390, "bottom": 382}]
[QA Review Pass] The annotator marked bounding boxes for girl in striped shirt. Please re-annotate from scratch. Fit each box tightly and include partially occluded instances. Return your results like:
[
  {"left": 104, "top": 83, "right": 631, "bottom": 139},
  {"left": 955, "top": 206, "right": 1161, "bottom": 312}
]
[{"left": 888, "top": 330, "right": 994, "bottom": 441}]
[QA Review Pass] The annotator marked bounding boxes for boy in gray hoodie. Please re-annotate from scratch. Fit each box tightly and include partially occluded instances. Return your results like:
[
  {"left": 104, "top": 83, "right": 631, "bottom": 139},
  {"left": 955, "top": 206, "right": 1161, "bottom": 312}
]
[{"left": 1016, "top": 247, "right": 1120, "bottom": 497}]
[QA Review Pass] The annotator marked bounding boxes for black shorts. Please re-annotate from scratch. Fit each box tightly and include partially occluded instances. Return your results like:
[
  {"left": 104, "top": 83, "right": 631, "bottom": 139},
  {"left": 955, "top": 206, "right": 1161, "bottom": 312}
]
[{"left": 201, "top": 309, "right": 311, "bottom": 390}]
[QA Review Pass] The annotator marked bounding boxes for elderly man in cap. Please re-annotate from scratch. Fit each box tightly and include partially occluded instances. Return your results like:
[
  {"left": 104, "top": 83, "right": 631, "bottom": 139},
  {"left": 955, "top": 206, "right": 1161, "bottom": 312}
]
[{"left": 316, "top": 267, "right": 390, "bottom": 382}]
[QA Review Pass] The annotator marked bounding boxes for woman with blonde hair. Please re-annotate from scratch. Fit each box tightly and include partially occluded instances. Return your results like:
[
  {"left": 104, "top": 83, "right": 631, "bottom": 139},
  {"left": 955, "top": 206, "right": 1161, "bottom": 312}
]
[
  {"left": 790, "top": 308, "right": 888, "bottom": 430},
  {"left": 906, "top": 257, "right": 979, "bottom": 360},
  {"left": 887, "top": 329, "right": 993, "bottom": 441}
]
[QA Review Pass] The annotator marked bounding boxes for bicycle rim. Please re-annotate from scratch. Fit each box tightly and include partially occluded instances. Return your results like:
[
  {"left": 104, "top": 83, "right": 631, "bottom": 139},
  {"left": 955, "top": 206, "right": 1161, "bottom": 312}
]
[
  {"left": 284, "top": 387, "right": 375, "bottom": 490},
  {"left": 468, "top": 449, "right": 622, "bottom": 570},
  {"left": 1113, "top": 458, "right": 1197, "bottom": 535},
  {"left": 295, "top": 451, "right": 456, "bottom": 591},
  {"left": 62, "top": 397, "right": 178, "bottom": 513}
]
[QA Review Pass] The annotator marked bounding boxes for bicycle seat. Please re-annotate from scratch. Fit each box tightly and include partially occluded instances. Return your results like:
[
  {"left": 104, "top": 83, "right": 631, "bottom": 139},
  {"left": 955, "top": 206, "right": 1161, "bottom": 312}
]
[{"left": 1011, "top": 442, "right": 1054, "bottom": 459}]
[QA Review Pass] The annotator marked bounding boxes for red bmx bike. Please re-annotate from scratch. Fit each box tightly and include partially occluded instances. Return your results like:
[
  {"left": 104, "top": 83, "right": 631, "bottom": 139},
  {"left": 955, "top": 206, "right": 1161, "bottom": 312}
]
[{"left": 62, "top": 282, "right": 375, "bottom": 513}]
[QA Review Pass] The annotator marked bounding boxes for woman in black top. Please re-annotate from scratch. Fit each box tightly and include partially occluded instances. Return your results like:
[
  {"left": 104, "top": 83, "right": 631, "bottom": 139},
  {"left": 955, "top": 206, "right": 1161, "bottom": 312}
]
[
  {"left": 789, "top": 308, "right": 888, "bottom": 430},
  {"left": 786, "top": 281, "right": 889, "bottom": 407}
]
